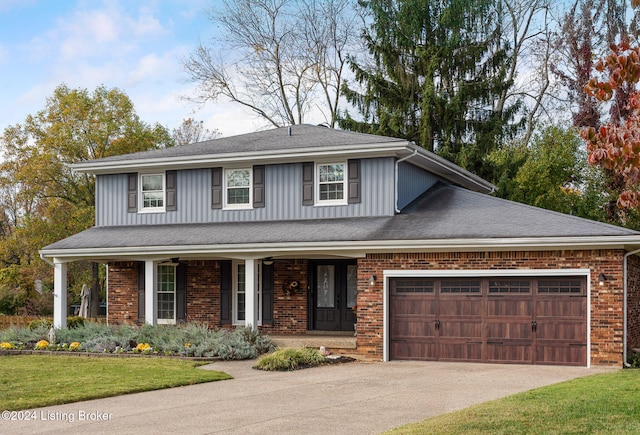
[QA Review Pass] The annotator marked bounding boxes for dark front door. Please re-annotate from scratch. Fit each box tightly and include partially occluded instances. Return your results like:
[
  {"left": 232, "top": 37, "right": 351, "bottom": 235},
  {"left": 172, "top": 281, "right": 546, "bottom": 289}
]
[{"left": 311, "top": 261, "right": 357, "bottom": 331}]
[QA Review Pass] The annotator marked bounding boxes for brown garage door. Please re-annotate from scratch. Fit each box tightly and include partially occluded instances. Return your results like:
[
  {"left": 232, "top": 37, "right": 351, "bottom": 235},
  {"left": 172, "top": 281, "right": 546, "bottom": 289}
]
[{"left": 390, "top": 277, "right": 587, "bottom": 366}]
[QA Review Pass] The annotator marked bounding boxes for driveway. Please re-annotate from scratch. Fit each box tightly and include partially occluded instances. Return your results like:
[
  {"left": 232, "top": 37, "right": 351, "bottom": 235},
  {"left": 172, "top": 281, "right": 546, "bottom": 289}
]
[{"left": 1, "top": 360, "right": 614, "bottom": 435}]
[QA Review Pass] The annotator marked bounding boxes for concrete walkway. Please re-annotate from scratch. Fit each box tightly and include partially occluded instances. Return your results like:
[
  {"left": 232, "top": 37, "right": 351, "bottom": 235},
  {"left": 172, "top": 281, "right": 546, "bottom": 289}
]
[{"left": 1, "top": 360, "right": 614, "bottom": 435}]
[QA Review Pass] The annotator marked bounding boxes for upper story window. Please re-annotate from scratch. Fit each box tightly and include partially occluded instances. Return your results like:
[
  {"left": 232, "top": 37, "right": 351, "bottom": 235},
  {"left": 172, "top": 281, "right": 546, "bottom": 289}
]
[
  {"left": 317, "top": 163, "right": 346, "bottom": 204},
  {"left": 141, "top": 173, "right": 165, "bottom": 211},
  {"left": 225, "top": 168, "right": 252, "bottom": 209}
]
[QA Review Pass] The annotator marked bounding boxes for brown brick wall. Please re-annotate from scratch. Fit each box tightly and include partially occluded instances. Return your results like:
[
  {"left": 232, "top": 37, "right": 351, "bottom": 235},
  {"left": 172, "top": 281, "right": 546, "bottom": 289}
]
[
  {"left": 260, "top": 259, "right": 309, "bottom": 334},
  {"left": 356, "top": 250, "right": 626, "bottom": 366},
  {"left": 107, "top": 262, "right": 140, "bottom": 325},
  {"left": 186, "top": 260, "right": 220, "bottom": 326},
  {"left": 627, "top": 254, "right": 640, "bottom": 356}
]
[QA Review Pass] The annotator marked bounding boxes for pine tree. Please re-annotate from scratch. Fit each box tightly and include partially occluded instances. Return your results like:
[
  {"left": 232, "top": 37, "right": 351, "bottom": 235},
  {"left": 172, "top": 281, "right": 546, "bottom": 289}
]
[{"left": 340, "top": 0, "right": 519, "bottom": 179}]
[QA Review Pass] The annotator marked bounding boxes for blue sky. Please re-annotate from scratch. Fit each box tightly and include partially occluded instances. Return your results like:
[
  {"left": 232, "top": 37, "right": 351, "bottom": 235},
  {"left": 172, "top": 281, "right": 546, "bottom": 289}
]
[{"left": 0, "top": 0, "right": 262, "bottom": 138}]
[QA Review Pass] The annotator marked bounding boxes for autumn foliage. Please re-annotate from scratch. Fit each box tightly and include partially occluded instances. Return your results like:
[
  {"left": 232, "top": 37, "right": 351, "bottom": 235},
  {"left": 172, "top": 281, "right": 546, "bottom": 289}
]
[{"left": 582, "top": 41, "right": 640, "bottom": 209}]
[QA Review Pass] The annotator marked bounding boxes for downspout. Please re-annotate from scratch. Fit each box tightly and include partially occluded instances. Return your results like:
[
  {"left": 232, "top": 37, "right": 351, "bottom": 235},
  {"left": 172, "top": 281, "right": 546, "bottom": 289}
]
[
  {"left": 395, "top": 149, "right": 419, "bottom": 213},
  {"left": 39, "top": 252, "right": 55, "bottom": 267},
  {"left": 623, "top": 248, "right": 640, "bottom": 367}
]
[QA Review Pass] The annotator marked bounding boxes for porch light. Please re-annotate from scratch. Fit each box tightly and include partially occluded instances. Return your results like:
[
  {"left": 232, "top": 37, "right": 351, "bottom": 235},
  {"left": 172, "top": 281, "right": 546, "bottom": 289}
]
[
  {"left": 598, "top": 273, "right": 611, "bottom": 286},
  {"left": 369, "top": 275, "right": 377, "bottom": 286},
  {"left": 262, "top": 257, "right": 274, "bottom": 266}
]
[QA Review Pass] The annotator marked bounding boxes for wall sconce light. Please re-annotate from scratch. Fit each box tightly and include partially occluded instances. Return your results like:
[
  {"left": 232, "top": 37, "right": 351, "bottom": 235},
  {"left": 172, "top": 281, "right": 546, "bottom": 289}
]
[
  {"left": 369, "top": 275, "right": 377, "bottom": 286},
  {"left": 598, "top": 273, "right": 612, "bottom": 286}
]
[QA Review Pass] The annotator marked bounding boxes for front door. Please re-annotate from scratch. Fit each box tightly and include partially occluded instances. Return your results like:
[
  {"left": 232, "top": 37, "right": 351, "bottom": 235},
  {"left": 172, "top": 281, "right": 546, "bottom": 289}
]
[{"left": 311, "top": 261, "right": 357, "bottom": 331}]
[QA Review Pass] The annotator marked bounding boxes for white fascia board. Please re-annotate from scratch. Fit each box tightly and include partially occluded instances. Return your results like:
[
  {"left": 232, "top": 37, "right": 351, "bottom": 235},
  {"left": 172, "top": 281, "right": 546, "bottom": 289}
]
[
  {"left": 71, "top": 143, "right": 410, "bottom": 175},
  {"left": 39, "top": 235, "right": 640, "bottom": 262}
]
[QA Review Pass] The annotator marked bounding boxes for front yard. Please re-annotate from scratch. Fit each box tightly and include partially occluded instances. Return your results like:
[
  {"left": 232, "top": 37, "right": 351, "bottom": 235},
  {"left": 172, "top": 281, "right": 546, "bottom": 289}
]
[{"left": 387, "top": 369, "right": 640, "bottom": 434}]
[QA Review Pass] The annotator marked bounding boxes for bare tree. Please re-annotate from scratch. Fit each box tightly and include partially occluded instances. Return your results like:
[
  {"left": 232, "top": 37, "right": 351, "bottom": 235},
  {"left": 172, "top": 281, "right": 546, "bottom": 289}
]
[
  {"left": 183, "top": 0, "right": 357, "bottom": 128},
  {"left": 172, "top": 118, "right": 221, "bottom": 145}
]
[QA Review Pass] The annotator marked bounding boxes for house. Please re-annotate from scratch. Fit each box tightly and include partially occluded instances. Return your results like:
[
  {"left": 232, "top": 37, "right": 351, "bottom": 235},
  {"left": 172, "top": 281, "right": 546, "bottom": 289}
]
[{"left": 40, "top": 124, "right": 640, "bottom": 367}]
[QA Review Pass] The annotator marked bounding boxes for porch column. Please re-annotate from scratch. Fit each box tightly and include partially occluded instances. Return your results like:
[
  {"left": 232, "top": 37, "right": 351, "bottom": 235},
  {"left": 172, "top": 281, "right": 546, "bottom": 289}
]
[
  {"left": 144, "top": 260, "right": 157, "bottom": 326},
  {"left": 244, "top": 259, "right": 258, "bottom": 330},
  {"left": 53, "top": 259, "right": 67, "bottom": 329}
]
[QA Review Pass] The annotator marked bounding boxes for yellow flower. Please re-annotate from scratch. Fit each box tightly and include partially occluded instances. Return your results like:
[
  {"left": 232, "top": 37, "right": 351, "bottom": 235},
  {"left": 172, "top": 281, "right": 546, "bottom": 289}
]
[
  {"left": 69, "top": 342, "right": 81, "bottom": 351},
  {"left": 0, "top": 342, "right": 13, "bottom": 350},
  {"left": 184, "top": 343, "right": 191, "bottom": 348},
  {"left": 35, "top": 340, "right": 49, "bottom": 350},
  {"left": 135, "top": 343, "right": 151, "bottom": 352}
]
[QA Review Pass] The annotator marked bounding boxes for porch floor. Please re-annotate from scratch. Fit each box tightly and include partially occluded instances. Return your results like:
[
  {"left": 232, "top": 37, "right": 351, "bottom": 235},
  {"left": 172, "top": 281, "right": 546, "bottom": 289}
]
[{"left": 269, "top": 331, "right": 356, "bottom": 350}]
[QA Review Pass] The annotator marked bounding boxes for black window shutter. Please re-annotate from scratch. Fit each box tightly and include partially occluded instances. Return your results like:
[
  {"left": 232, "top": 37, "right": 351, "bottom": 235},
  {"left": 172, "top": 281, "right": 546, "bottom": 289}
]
[
  {"left": 261, "top": 263, "right": 274, "bottom": 325},
  {"left": 211, "top": 167, "right": 223, "bottom": 209},
  {"left": 347, "top": 159, "right": 361, "bottom": 204},
  {"left": 128, "top": 173, "right": 138, "bottom": 213},
  {"left": 302, "top": 162, "right": 314, "bottom": 206},
  {"left": 220, "top": 260, "right": 232, "bottom": 323},
  {"left": 137, "top": 262, "right": 145, "bottom": 322},
  {"left": 166, "top": 170, "right": 177, "bottom": 211},
  {"left": 176, "top": 262, "right": 187, "bottom": 322},
  {"left": 253, "top": 165, "right": 265, "bottom": 208}
]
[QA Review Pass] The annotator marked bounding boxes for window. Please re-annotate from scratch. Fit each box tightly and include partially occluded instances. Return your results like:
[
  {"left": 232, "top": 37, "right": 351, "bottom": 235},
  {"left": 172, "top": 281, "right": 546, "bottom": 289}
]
[
  {"left": 225, "top": 168, "right": 252, "bottom": 208},
  {"left": 141, "top": 173, "right": 165, "bottom": 211},
  {"left": 157, "top": 265, "right": 176, "bottom": 324},
  {"left": 317, "top": 163, "right": 346, "bottom": 203},
  {"left": 233, "top": 261, "right": 262, "bottom": 325}
]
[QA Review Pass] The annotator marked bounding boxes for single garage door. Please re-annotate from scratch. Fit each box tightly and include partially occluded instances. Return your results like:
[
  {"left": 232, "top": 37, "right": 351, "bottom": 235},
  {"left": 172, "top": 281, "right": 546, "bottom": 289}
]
[{"left": 389, "top": 277, "right": 587, "bottom": 366}]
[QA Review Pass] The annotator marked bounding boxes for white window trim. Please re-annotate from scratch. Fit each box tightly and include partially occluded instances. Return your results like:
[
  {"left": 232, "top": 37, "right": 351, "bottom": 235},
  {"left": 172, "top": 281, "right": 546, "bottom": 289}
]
[
  {"left": 315, "top": 161, "right": 347, "bottom": 206},
  {"left": 232, "top": 261, "right": 262, "bottom": 326},
  {"left": 157, "top": 264, "right": 176, "bottom": 325},
  {"left": 139, "top": 172, "right": 166, "bottom": 213},
  {"left": 224, "top": 168, "right": 253, "bottom": 210}
]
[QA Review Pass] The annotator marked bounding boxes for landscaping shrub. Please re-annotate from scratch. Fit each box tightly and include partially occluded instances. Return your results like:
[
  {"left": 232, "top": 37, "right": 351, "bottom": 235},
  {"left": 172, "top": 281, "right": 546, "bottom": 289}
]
[
  {"left": 0, "top": 323, "right": 274, "bottom": 359},
  {"left": 254, "top": 347, "right": 327, "bottom": 371},
  {"left": 627, "top": 352, "right": 640, "bottom": 368}
]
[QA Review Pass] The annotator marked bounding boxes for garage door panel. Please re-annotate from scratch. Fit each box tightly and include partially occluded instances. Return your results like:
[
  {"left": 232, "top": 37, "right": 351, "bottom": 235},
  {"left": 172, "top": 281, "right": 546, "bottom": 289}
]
[
  {"left": 439, "top": 341, "right": 482, "bottom": 361},
  {"left": 391, "top": 340, "right": 437, "bottom": 360},
  {"left": 536, "top": 298, "right": 586, "bottom": 318},
  {"left": 439, "top": 298, "right": 482, "bottom": 316},
  {"left": 536, "top": 343, "right": 587, "bottom": 366},
  {"left": 487, "top": 321, "right": 532, "bottom": 340},
  {"left": 392, "top": 297, "right": 436, "bottom": 316},
  {"left": 487, "top": 342, "right": 533, "bottom": 364},
  {"left": 439, "top": 320, "right": 482, "bottom": 339},
  {"left": 392, "top": 316, "right": 435, "bottom": 338},
  {"left": 536, "top": 320, "right": 586, "bottom": 341},
  {"left": 487, "top": 298, "right": 532, "bottom": 317}
]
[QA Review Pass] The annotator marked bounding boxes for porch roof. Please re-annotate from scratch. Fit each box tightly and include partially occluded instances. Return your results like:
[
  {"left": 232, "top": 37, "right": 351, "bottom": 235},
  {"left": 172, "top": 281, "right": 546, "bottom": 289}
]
[{"left": 40, "top": 183, "right": 640, "bottom": 261}]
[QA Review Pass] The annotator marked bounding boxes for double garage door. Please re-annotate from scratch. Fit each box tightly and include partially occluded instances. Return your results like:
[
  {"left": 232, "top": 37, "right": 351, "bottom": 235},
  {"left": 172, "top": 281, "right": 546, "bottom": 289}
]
[{"left": 390, "top": 276, "right": 587, "bottom": 366}]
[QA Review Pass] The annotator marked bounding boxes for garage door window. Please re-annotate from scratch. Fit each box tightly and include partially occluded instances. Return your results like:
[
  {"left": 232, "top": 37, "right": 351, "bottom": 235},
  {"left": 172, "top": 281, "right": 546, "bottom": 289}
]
[
  {"left": 441, "top": 280, "right": 480, "bottom": 293},
  {"left": 394, "top": 280, "right": 434, "bottom": 293},
  {"left": 489, "top": 281, "right": 531, "bottom": 294},
  {"left": 538, "top": 279, "right": 582, "bottom": 293}
]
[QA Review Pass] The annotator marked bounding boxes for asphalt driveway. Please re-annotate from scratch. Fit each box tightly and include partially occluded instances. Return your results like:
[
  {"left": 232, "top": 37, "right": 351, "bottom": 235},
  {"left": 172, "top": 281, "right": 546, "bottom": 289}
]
[{"left": 1, "top": 360, "right": 614, "bottom": 435}]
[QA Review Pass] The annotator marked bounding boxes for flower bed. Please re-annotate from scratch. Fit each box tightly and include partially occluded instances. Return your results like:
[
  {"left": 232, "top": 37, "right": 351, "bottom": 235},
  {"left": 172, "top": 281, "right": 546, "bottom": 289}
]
[{"left": 0, "top": 322, "right": 274, "bottom": 360}]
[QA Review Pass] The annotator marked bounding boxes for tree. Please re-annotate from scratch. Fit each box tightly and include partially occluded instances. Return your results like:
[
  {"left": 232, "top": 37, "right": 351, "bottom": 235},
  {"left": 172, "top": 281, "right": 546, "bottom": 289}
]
[
  {"left": 581, "top": 42, "right": 640, "bottom": 217},
  {"left": 172, "top": 118, "right": 221, "bottom": 145},
  {"left": 339, "top": 0, "right": 525, "bottom": 180},
  {"left": 0, "top": 84, "right": 173, "bottom": 316},
  {"left": 183, "top": 0, "right": 358, "bottom": 128}
]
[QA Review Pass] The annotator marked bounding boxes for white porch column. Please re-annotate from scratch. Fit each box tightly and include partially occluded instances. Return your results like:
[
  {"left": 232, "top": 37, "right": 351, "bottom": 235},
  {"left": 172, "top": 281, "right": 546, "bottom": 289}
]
[
  {"left": 53, "top": 259, "right": 67, "bottom": 329},
  {"left": 244, "top": 259, "right": 258, "bottom": 330},
  {"left": 144, "top": 260, "right": 157, "bottom": 326}
]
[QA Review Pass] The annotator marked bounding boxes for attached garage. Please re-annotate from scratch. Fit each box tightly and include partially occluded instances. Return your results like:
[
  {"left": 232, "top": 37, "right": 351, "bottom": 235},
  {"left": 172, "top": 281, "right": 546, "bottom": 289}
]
[{"left": 389, "top": 275, "right": 587, "bottom": 366}]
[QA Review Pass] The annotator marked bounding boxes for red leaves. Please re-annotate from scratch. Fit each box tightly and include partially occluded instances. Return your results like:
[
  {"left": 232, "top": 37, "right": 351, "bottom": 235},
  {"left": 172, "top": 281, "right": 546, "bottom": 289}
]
[{"left": 582, "top": 42, "right": 640, "bottom": 209}]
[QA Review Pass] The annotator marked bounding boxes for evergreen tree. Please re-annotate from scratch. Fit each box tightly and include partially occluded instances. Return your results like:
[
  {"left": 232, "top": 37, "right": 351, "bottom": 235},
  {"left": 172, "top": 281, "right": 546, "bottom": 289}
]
[{"left": 340, "top": 0, "right": 520, "bottom": 179}]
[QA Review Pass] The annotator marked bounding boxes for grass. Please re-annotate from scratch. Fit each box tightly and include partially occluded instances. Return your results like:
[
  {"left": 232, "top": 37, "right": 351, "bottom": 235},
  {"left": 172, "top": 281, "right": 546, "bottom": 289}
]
[
  {"left": 386, "top": 370, "right": 640, "bottom": 434},
  {"left": 0, "top": 355, "right": 231, "bottom": 411}
]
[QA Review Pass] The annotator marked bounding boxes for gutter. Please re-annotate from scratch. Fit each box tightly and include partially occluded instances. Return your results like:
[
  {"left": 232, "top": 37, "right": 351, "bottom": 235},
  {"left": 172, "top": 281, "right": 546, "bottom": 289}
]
[
  {"left": 395, "top": 149, "right": 418, "bottom": 213},
  {"left": 39, "top": 252, "right": 55, "bottom": 267},
  {"left": 623, "top": 248, "right": 640, "bottom": 367}
]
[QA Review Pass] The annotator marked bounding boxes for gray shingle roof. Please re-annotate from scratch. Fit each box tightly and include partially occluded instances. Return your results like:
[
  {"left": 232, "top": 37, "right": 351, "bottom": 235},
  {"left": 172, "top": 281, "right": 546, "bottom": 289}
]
[
  {"left": 76, "top": 125, "right": 407, "bottom": 164},
  {"left": 41, "top": 183, "right": 639, "bottom": 256}
]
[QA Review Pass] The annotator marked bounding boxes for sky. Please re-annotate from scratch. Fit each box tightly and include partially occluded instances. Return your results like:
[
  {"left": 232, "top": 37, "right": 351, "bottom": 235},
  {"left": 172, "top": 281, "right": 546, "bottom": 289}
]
[{"left": 0, "top": 0, "right": 266, "bottom": 138}]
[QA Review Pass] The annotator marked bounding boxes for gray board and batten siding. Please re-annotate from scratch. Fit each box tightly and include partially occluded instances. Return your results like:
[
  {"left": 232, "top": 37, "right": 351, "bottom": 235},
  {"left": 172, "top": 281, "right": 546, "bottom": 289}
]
[
  {"left": 95, "top": 157, "right": 410, "bottom": 226},
  {"left": 397, "top": 161, "right": 440, "bottom": 211}
]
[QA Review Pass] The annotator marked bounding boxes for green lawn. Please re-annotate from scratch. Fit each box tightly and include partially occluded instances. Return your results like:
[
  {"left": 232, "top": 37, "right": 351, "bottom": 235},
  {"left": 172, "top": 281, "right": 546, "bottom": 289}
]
[
  {"left": 387, "top": 370, "right": 640, "bottom": 434},
  {"left": 0, "top": 355, "right": 231, "bottom": 411}
]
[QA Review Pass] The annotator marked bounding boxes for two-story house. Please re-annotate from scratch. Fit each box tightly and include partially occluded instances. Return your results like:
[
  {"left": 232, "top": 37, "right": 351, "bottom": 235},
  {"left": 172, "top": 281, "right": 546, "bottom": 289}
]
[{"left": 40, "top": 124, "right": 640, "bottom": 367}]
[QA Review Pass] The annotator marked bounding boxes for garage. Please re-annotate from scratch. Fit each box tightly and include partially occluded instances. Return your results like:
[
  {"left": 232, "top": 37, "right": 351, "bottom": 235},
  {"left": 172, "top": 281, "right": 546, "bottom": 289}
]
[{"left": 389, "top": 277, "right": 587, "bottom": 366}]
